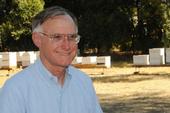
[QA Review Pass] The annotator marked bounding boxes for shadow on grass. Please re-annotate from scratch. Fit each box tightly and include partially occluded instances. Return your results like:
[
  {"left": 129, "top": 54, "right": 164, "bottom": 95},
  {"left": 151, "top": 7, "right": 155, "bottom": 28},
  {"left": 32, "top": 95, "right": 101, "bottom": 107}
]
[
  {"left": 99, "top": 93, "right": 170, "bottom": 113},
  {"left": 92, "top": 73, "right": 170, "bottom": 83}
]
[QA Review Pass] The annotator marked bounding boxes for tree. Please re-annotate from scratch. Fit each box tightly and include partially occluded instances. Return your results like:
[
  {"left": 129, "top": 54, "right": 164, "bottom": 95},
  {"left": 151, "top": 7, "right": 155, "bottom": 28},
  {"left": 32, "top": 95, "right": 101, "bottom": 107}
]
[
  {"left": 134, "top": 0, "right": 168, "bottom": 53},
  {"left": 0, "top": 0, "right": 44, "bottom": 51},
  {"left": 162, "top": 0, "right": 170, "bottom": 47},
  {"left": 1, "top": 0, "right": 169, "bottom": 54}
]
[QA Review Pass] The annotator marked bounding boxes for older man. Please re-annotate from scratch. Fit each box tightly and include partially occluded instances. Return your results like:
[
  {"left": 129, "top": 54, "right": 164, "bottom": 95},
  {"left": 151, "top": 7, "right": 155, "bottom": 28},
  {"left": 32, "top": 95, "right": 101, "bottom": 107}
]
[{"left": 0, "top": 6, "right": 103, "bottom": 113}]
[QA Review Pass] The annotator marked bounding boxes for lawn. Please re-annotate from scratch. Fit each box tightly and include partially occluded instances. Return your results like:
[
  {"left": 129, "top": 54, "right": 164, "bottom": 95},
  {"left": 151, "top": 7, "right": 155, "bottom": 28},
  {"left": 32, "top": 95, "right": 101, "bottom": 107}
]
[{"left": 1, "top": 66, "right": 170, "bottom": 113}]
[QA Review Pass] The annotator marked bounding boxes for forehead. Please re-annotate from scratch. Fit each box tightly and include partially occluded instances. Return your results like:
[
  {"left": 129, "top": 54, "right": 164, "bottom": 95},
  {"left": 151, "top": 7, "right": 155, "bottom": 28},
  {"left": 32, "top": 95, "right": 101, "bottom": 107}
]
[
  {"left": 41, "top": 15, "right": 77, "bottom": 33},
  {"left": 44, "top": 15, "right": 74, "bottom": 24}
]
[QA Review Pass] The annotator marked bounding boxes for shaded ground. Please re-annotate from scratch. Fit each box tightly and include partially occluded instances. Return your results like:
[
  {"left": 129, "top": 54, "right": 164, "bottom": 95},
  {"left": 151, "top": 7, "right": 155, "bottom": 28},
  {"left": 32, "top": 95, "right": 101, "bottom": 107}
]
[
  {"left": 99, "top": 93, "right": 170, "bottom": 113},
  {"left": 93, "top": 73, "right": 170, "bottom": 113}
]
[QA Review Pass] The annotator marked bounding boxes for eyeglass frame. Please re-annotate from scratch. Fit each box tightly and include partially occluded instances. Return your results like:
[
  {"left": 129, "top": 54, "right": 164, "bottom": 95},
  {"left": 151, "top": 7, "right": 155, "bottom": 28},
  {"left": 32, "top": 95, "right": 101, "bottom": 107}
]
[{"left": 38, "top": 32, "right": 80, "bottom": 44}]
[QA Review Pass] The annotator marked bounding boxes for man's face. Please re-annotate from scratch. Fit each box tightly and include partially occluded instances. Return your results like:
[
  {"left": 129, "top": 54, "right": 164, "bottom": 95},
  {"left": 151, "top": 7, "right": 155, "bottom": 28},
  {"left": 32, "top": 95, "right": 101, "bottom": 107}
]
[{"left": 34, "top": 15, "right": 78, "bottom": 69}]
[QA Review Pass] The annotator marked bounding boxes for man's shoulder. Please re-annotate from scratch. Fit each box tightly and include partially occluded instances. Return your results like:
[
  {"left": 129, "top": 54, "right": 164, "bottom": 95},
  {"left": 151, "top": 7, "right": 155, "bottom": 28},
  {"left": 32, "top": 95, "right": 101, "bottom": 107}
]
[{"left": 3, "top": 64, "right": 37, "bottom": 88}]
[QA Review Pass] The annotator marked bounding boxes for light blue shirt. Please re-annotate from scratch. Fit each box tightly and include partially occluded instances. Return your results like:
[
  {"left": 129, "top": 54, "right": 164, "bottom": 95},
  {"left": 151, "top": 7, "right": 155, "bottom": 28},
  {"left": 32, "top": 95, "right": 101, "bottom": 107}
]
[{"left": 0, "top": 58, "right": 103, "bottom": 113}]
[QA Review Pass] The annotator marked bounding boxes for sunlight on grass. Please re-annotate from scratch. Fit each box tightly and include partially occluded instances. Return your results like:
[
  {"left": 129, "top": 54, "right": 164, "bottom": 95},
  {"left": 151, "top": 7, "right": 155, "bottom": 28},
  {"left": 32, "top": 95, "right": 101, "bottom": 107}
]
[
  {"left": 0, "top": 76, "right": 10, "bottom": 87},
  {"left": 0, "top": 68, "right": 21, "bottom": 87}
]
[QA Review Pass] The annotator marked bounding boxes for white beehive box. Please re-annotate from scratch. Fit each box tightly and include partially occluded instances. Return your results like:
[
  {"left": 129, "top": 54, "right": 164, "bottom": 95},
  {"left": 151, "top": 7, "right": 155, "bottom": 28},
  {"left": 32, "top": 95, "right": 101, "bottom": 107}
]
[
  {"left": 27, "top": 51, "right": 37, "bottom": 64},
  {"left": 35, "top": 51, "right": 40, "bottom": 59},
  {"left": 0, "top": 54, "right": 2, "bottom": 68},
  {"left": 97, "top": 56, "right": 111, "bottom": 68},
  {"left": 21, "top": 52, "right": 31, "bottom": 67},
  {"left": 72, "top": 56, "right": 83, "bottom": 64},
  {"left": 9, "top": 52, "right": 17, "bottom": 67},
  {"left": 133, "top": 55, "right": 149, "bottom": 65},
  {"left": 0, "top": 52, "right": 9, "bottom": 68},
  {"left": 149, "top": 48, "right": 165, "bottom": 65},
  {"left": 0, "top": 52, "right": 17, "bottom": 68},
  {"left": 82, "top": 56, "right": 97, "bottom": 64},
  {"left": 166, "top": 48, "right": 170, "bottom": 64}
]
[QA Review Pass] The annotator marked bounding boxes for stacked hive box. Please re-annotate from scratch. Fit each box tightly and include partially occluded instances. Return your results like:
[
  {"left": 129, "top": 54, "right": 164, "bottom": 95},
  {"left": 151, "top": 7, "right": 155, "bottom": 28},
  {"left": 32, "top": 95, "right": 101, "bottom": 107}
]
[
  {"left": 72, "top": 56, "right": 82, "bottom": 64},
  {"left": 9, "top": 52, "right": 17, "bottom": 68},
  {"left": 17, "top": 51, "right": 25, "bottom": 68},
  {"left": 166, "top": 48, "right": 170, "bottom": 64},
  {"left": 133, "top": 55, "right": 149, "bottom": 65},
  {"left": 0, "top": 52, "right": 17, "bottom": 68},
  {"left": 35, "top": 51, "right": 40, "bottom": 60},
  {"left": 27, "top": 51, "right": 37, "bottom": 64},
  {"left": 21, "top": 52, "right": 30, "bottom": 67},
  {"left": 0, "top": 52, "right": 9, "bottom": 68},
  {"left": 149, "top": 48, "right": 165, "bottom": 65},
  {"left": 82, "top": 56, "right": 97, "bottom": 64},
  {"left": 0, "top": 55, "right": 2, "bottom": 67},
  {"left": 0, "top": 51, "right": 112, "bottom": 68},
  {"left": 97, "top": 56, "right": 111, "bottom": 68},
  {"left": 21, "top": 51, "right": 37, "bottom": 67}
]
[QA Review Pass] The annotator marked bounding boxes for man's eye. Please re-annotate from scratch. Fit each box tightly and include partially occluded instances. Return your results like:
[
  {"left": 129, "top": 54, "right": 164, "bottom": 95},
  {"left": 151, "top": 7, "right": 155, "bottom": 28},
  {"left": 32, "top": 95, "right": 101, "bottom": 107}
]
[
  {"left": 68, "top": 35, "right": 76, "bottom": 39},
  {"left": 53, "top": 35, "right": 62, "bottom": 39}
]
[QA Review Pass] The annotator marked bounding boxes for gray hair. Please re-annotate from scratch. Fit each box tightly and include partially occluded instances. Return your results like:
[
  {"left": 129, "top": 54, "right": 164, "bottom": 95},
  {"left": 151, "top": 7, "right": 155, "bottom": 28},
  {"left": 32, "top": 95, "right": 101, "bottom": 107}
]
[{"left": 32, "top": 6, "right": 78, "bottom": 32}]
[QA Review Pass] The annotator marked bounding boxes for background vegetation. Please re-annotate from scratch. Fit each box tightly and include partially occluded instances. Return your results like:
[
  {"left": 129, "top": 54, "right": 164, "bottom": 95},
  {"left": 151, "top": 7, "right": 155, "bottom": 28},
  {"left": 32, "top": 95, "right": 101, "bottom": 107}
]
[{"left": 0, "top": 0, "right": 170, "bottom": 55}]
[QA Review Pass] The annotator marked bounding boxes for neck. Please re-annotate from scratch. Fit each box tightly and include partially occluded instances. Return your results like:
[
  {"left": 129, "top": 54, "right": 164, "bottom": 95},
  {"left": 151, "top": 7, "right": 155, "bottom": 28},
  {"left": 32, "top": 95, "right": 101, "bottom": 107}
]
[
  {"left": 49, "top": 65, "right": 67, "bottom": 86},
  {"left": 52, "top": 68, "right": 66, "bottom": 86},
  {"left": 40, "top": 58, "right": 67, "bottom": 86}
]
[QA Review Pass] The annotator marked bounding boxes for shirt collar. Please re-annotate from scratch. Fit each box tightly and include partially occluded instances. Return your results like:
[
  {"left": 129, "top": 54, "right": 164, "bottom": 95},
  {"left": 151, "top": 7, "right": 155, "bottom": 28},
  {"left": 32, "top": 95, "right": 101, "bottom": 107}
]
[{"left": 35, "top": 58, "right": 72, "bottom": 86}]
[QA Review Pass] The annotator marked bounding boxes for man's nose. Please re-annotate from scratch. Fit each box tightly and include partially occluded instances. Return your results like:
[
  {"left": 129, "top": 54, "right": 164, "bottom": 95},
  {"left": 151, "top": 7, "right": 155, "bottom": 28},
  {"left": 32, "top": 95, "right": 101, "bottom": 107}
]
[{"left": 61, "top": 37, "right": 70, "bottom": 49}]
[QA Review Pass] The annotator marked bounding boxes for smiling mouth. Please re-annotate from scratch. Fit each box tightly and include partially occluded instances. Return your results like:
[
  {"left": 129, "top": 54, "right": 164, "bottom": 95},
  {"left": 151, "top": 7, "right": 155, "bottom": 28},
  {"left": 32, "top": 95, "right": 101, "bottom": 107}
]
[{"left": 58, "top": 52, "right": 71, "bottom": 56}]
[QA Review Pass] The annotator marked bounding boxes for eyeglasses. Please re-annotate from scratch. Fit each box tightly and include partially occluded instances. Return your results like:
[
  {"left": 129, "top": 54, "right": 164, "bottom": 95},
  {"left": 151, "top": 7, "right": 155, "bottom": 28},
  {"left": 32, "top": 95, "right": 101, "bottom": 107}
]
[{"left": 38, "top": 32, "right": 80, "bottom": 44}]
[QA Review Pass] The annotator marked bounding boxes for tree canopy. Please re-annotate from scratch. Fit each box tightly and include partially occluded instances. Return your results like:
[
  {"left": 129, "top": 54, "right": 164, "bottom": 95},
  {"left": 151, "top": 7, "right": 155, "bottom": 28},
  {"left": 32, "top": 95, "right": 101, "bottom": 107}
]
[
  {"left": 0, "top": 0, "right": 170, "bottom": 55},
  {"left": 0, "top": 0, "right": 44, "bottom": 51}
]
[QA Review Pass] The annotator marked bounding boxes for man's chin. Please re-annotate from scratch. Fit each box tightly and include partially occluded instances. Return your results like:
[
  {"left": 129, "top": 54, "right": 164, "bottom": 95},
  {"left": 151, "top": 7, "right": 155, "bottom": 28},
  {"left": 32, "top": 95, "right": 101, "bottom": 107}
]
[
  {"left": 53, "top": 59, "right": 73, "bottom": 68},
  {"left": 59, "top": 62, "right": 71, "bottom": 68}
]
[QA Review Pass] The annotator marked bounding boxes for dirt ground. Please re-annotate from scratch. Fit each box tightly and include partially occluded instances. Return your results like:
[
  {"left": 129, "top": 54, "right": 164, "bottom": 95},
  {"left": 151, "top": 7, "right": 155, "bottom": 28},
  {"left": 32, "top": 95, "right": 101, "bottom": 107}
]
[
  {"left": 1, "top": 66, "right": 170, "bottom": 113},
  {"left": 84, "top": 67, "right": 170, "bottom": 113}
]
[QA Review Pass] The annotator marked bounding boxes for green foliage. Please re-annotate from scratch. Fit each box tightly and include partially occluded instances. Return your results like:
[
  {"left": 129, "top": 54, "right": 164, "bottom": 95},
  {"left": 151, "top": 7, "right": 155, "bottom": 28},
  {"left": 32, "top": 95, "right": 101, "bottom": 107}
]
[
  {"left": 78, "top": 0, "right": 135, "bottom": 54},
  {"left": 43, "top": 0, "right": 170, "bottom": 54},
  {"left": 133, "top": 0, "right": 169, "bottom": 53},
  {"left": 162, "top": 2, "right": 170, "bottom": 47},
  {"left": 43, "top": 0, "right": 135, "bottom": 54},
  {"left": 1, "top": 0, "right": 170, "bottom": 53},
  {"left": 0, "top": 0, "right": 44, "bottom": 51}
]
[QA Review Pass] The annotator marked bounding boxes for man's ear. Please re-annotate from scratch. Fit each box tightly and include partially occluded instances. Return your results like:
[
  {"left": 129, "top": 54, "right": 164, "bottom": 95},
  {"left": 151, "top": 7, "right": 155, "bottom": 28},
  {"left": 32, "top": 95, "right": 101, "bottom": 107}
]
[{"left": 32, "top": 32, "right": 41, "bottom": 48}]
